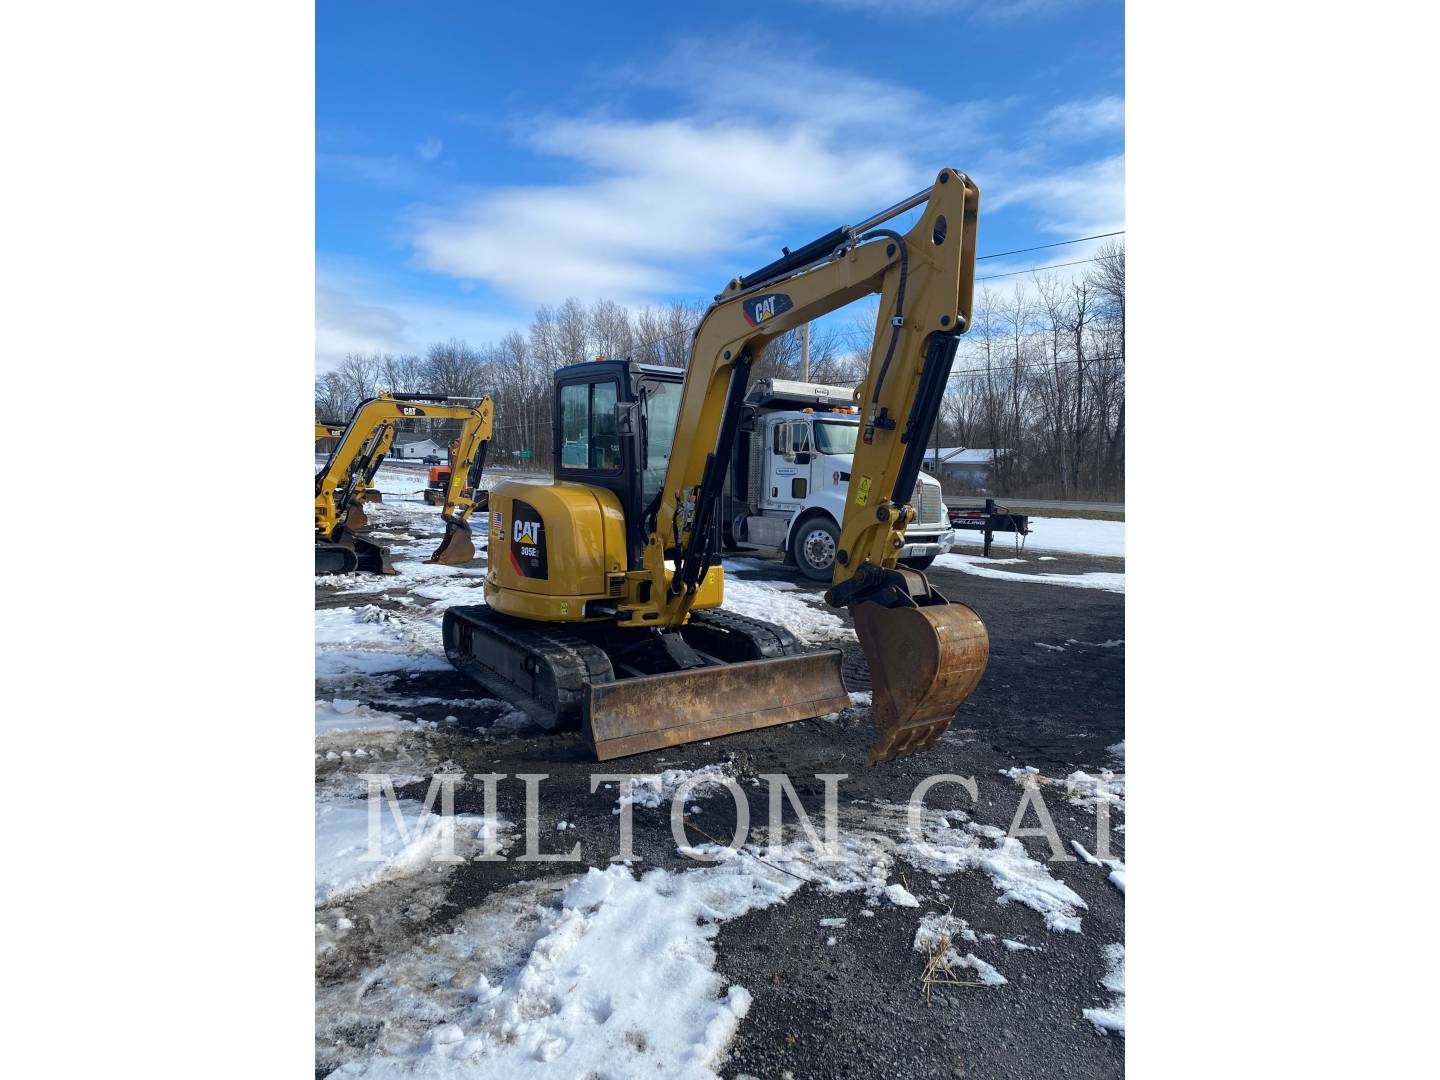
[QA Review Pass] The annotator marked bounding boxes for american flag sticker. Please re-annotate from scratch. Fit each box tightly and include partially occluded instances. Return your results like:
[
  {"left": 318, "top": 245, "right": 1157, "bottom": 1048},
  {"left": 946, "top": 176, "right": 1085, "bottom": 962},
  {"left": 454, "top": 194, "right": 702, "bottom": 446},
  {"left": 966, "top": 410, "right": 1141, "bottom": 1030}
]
[{"left": 492, "top": 510, "right": 503, "bottom": 533}]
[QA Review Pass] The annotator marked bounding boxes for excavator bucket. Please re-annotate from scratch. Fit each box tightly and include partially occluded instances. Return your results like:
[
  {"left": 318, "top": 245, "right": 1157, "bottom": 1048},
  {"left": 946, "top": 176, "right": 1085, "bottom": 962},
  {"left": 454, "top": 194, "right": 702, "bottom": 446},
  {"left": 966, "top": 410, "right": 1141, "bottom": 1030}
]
[
  {"left": 427, "top": 521, "right": 476, "bottom": 566},
  {"left": 315, "top": 534, "right": 397, "bottom": 576},
  {"left": 344, "top": 503, "right": 369, "bottom": 530},
  {"left": 584, "top": 651, "right": 850, "bottom": 761},
  {"left": 852, "top": 600, "right": 989, "bottom": 766},
  {"left": 361, "top": 490, "right": 383, "bottom": 503}
]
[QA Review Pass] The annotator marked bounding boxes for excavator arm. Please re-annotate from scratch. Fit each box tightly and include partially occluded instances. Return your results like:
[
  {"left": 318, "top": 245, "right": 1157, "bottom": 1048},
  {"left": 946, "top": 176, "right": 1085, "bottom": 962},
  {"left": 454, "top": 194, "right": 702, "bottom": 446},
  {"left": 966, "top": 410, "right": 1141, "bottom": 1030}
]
[
  {"left": 315, "top": 393, "right": 494, "bottom": 574},
  {"left": 428, "top": 397, "right": 495, "bottom": 565},
  {"left": 633, "top": 168, "right": 987, "bottom": 763}
]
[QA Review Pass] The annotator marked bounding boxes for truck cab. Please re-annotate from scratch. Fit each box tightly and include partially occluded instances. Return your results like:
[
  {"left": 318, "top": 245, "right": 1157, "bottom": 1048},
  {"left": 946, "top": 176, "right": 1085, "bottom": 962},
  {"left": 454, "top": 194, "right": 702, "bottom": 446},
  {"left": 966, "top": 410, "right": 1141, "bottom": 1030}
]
[{"left": 723, "top": 378, "right": 953, "bottom": 580}]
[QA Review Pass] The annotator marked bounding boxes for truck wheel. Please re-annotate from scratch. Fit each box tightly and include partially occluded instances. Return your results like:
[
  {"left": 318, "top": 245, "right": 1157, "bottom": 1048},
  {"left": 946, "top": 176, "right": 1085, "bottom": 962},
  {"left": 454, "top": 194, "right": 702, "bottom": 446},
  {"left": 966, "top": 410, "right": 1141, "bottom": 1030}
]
[
  {"left": 791, "top": 516, "right": 840, "bottom": 581},
  {"left": 900, "top": 553, "right": 938, "bottom": 571}
]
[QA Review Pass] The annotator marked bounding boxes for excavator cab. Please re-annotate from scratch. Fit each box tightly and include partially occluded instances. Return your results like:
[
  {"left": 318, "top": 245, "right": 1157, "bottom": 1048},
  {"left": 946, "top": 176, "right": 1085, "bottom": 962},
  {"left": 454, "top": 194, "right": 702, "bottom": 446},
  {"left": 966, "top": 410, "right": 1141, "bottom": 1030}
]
[{"left": 552, "top": 360, "right": 687, "bottom": 567}]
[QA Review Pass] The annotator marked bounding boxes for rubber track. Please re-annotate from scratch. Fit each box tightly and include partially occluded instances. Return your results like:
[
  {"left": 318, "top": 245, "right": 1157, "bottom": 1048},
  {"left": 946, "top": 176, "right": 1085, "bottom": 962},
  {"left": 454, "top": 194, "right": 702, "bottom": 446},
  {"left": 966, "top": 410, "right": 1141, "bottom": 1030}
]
[
  {"left": 444, "top": 605, "right": 612, "bottom": 730},
  {"left": 687, "top": 608, "right": 803, "bottom": 658}
]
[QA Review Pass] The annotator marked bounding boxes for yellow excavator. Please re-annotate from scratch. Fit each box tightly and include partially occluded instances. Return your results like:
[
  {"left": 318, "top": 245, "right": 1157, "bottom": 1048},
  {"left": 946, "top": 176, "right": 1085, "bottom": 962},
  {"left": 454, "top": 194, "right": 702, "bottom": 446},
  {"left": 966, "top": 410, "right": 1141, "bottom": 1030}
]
[
  {"left": 444, "top": 169, "right": 989, "bottom": 764},
  {"left": 316, "top": 419, "right": 385, "bottom": 510},
  {"left": 315, "top": 393, "right": 494, "bottom": 574}
]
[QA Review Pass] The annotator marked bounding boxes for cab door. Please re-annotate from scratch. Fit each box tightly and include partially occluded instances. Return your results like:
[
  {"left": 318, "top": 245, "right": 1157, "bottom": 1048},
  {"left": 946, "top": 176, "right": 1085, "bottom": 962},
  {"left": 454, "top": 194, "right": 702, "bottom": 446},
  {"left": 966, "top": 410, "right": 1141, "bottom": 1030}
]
[{"left": 767, "top": 418, "right": 812, "bottom": 510}]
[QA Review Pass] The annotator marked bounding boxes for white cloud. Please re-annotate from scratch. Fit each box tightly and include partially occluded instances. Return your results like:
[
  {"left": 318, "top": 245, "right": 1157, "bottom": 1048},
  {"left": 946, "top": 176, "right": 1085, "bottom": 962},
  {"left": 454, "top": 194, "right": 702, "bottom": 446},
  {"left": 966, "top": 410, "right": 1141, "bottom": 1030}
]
[
  {"left": 1040, "top": 95, "right": 1125, "bottom": 141},
  {"left": 409, "top": 122, "right": 916, "bottom": 305},
  {"left": 316, "top": 262, "right": 523, "bottom": 369},
  {"left": 416, "top": 136, "right": 442, "bottom": 161},
  {"left": 986, "top": 154, "right": 1124, "bottom": 237},
  {"left": 317, "top": 153, "right": 421, "bottom": 191},
  {"left": 405, "top": 44, "right": 992, "bottom": 307}
]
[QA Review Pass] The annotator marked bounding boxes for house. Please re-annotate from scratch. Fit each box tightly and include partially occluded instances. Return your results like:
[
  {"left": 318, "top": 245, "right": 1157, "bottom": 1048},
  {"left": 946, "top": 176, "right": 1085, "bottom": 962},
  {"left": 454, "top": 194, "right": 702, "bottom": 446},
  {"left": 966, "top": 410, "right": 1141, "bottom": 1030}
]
[
  {"left": 391, "top": 435, "right": 444, "bottom": 460},
  {"left": 921, "top": 447, "right": 1004, "bottom": 490}
]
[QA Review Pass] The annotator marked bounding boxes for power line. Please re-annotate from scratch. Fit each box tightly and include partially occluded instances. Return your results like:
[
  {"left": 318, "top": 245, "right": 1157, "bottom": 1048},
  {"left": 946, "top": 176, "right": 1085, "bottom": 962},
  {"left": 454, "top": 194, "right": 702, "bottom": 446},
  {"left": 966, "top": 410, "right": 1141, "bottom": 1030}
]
[
  {"left": 976, "top": 231, "right": 1124, "bottom": 261},
  {"left": 977, "top": 256, "right": 1104, "bottom": 282}
]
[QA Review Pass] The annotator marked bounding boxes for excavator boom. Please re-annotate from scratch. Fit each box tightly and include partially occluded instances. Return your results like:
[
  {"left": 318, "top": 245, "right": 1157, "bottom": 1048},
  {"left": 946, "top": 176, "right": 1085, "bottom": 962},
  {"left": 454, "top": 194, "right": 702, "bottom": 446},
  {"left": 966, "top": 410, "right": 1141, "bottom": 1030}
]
[{"left": 628, "top": 168, "right": 988, "bottom": 763}]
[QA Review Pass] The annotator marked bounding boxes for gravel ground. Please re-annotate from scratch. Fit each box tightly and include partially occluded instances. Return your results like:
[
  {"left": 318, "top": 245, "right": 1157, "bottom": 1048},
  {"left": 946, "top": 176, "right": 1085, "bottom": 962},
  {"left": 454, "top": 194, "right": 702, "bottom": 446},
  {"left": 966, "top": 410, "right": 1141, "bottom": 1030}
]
[{"left": 315, "top": 513, "right": 1124, "bottom": 1079}]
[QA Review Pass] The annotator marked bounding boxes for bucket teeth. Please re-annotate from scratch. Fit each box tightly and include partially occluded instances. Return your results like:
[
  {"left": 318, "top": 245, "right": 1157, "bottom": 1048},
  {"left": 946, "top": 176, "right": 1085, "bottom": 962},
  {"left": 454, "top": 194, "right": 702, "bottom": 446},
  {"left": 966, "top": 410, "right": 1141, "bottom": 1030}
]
[{"left": 852, "top": 601, "right": 989, "bottom": 766}]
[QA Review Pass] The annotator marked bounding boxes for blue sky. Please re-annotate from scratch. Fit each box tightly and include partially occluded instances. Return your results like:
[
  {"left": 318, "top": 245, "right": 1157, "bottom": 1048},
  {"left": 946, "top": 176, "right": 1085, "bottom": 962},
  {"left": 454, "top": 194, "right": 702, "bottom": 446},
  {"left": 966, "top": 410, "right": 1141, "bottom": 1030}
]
[{"left": 317, "top": 0, "right": 1123, "bottom": 368}]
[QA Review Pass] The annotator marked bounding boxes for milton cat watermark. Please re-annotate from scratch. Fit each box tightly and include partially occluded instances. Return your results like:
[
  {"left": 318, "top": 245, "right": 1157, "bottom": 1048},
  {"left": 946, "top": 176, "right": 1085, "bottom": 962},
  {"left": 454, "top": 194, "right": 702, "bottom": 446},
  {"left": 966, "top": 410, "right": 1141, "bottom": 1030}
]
[{"left": 356, "top": 770, "right": 1123, "bottom": 866}]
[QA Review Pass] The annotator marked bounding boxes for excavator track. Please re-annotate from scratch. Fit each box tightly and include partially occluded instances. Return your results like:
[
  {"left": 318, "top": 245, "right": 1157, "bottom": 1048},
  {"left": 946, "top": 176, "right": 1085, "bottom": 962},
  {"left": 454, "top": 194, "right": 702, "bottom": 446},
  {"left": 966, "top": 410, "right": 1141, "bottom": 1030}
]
[
  {"left": 442, "top": 605, "right": 613, "bottom": 730},
  {"left": 442, "top": 605, "right": 849, "bottom": 757}
]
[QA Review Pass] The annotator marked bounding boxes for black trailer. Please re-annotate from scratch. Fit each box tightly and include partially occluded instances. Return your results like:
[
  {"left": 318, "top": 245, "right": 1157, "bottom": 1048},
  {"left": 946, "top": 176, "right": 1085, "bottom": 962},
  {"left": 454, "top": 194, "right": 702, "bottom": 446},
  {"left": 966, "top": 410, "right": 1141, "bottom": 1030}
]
[{"left": 946, "top": 498, "right": 1030, "bottom": 557}]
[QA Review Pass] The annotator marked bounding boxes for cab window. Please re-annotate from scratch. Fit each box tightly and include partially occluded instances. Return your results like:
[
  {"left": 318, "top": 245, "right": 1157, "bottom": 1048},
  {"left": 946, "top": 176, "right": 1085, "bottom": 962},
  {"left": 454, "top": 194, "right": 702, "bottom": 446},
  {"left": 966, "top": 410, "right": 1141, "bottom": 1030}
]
[
  {"left": 773, "top": 420, "right": 813, "bottom": 455},
  {"left": 559, "top": 380, "right": 621, "bottom": 472}
]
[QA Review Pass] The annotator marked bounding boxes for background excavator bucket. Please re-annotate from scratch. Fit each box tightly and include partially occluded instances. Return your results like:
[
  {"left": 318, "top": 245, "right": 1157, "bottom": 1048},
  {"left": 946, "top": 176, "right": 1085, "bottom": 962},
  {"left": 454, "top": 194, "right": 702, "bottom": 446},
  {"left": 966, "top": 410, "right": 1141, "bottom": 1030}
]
[
  {"left": 344, "top": 503, "right": 369, "bottom": 530},
  {"left": 584, "top": 651, "right": 849, "bottom": 760},
  {"left": 427, "top": 521, "right": 475, "bottom": 566},
  {"left": 852, "top": 601, "right": 989, "bottom": 766},
  {"left": 315, "top": 533, "right": 397, "bottom": 576}
]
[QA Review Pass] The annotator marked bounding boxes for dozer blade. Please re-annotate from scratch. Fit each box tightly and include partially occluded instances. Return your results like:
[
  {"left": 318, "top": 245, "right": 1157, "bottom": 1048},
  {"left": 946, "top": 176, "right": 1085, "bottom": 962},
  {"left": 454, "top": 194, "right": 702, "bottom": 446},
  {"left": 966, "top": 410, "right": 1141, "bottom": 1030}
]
[
  {"left": 427, "top": 522, "right": 475, "bottom": 566},
  {"left": 583, "top": 651, "right": 849, "bottom": 761},
  {"left": 344, "top": 503, "right": 369, "bottom": 530},
  {"left": 852, "top": 601, "right": 989, "bottom": 766}
]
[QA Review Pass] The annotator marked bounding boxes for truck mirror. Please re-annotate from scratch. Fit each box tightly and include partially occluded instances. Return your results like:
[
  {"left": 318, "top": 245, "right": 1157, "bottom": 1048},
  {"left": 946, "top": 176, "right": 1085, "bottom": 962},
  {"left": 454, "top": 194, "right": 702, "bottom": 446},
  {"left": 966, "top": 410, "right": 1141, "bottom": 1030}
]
[{"left": 615, "top": 400, "right": 639, "bottom": 436}]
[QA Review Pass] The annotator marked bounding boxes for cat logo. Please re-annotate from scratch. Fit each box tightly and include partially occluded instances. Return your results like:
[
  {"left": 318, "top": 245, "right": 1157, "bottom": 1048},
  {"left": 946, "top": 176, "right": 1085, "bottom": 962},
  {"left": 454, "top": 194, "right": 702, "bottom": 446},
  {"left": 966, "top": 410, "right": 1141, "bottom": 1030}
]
[
  {"left": 742, "top": 292, "right": 794, "bottom": 327},
  {"left": 399, "top": 405, "right": 424, "bottom": 416},
  {"left": 513, "top": 520, "right": 542, "bottom": 546}
]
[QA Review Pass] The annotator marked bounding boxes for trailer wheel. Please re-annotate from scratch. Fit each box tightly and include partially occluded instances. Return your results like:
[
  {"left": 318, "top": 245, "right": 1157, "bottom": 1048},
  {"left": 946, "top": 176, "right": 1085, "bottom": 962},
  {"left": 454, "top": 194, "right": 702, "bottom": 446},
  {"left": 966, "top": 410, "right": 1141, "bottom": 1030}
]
[
  {"left": 900, "top": 553, "right": 937, "bottom": 571},
  {"left": 790, "top": 515, "right": 840, "bottom": 581}
]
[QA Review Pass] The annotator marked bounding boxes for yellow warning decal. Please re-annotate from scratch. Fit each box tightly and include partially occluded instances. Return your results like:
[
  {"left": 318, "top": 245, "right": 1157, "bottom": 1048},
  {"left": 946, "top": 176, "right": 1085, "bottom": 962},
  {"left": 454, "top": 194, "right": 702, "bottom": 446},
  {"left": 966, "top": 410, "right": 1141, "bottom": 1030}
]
[
  {"left": 559, "top": 601, "right": 569, "bottom": 615},
  {"left": 855, "top": 475, "right": 872, "bottom": 506}
]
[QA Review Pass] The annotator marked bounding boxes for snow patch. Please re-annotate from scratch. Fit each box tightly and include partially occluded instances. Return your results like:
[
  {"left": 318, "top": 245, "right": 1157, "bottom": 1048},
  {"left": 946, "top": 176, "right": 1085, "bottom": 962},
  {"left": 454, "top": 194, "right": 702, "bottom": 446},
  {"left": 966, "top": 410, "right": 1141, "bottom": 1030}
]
[
  {"left": 936, "top": 552, "right": 1125, "bottom": 594},
  {"left": 1083, "top": 943, "right": 1126, "bottom": 1036},
  {"left": 720, "top": 575, "right": 854, "bottom": 643},
  {"left": 314, "top": 799, "right": 496, "bottom": 905},
  {"left": 319, "top": 861, "right": 802, "bottom": 1078}
]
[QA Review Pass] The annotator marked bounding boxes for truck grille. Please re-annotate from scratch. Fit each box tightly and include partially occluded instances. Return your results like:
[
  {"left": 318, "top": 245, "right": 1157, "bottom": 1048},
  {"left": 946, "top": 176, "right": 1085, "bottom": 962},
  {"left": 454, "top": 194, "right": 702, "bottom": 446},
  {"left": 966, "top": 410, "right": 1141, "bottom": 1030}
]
[{"left": 914, "top": 482, "right": 943, "bottom": 527}]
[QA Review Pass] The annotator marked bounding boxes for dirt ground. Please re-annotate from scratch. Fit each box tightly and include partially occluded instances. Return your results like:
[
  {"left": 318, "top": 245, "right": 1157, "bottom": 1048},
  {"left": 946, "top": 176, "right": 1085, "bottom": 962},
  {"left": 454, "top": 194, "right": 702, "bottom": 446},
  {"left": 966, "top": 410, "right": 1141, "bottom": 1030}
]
[{"left": 315, "top": 516, "right": 1124, "bottom": 1079}]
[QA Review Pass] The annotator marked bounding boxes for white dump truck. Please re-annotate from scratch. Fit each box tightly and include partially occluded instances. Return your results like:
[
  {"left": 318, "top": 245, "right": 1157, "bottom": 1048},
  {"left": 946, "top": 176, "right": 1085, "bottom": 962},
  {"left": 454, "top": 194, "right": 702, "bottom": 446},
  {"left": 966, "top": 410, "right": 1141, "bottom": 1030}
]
[{"left": 722, "top": 378, "right": 954, "bottom": 579}]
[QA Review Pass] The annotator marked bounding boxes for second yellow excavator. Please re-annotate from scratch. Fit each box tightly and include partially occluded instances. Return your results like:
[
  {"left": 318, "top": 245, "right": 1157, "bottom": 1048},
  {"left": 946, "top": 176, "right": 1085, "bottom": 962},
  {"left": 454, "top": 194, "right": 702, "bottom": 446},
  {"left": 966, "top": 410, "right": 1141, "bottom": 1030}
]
[
  {"left": 316, "top": 394, "right": 494, "bottom": 574},
  {"left": 444, "top": 169, "right": 988, "bottom": 764}
]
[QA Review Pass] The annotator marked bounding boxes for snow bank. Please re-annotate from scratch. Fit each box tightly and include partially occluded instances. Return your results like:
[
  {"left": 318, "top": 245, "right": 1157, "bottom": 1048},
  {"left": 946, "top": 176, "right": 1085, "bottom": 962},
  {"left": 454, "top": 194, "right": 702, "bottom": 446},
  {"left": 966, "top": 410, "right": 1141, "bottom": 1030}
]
[
  {"left": 935, "top": 552, "right": 1125, "bottom": 594},
  {"left": 950, "top": 515, "right": 1124, "bottom": 558}
]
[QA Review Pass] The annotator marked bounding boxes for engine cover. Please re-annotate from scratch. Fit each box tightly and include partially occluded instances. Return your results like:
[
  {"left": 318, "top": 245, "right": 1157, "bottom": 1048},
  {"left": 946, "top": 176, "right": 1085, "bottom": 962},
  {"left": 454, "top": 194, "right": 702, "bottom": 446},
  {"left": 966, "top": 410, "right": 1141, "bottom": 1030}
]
[{"left": 484, "top": 480, "right": 627, "bottom": 622}]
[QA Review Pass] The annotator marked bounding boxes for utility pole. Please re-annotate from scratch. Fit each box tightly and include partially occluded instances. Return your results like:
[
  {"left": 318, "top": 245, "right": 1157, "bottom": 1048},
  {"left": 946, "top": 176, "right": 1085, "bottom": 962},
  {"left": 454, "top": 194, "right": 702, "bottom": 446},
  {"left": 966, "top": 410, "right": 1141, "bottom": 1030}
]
[{"left": 800, "top": 322, "right": 810, "bottom": 382}]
